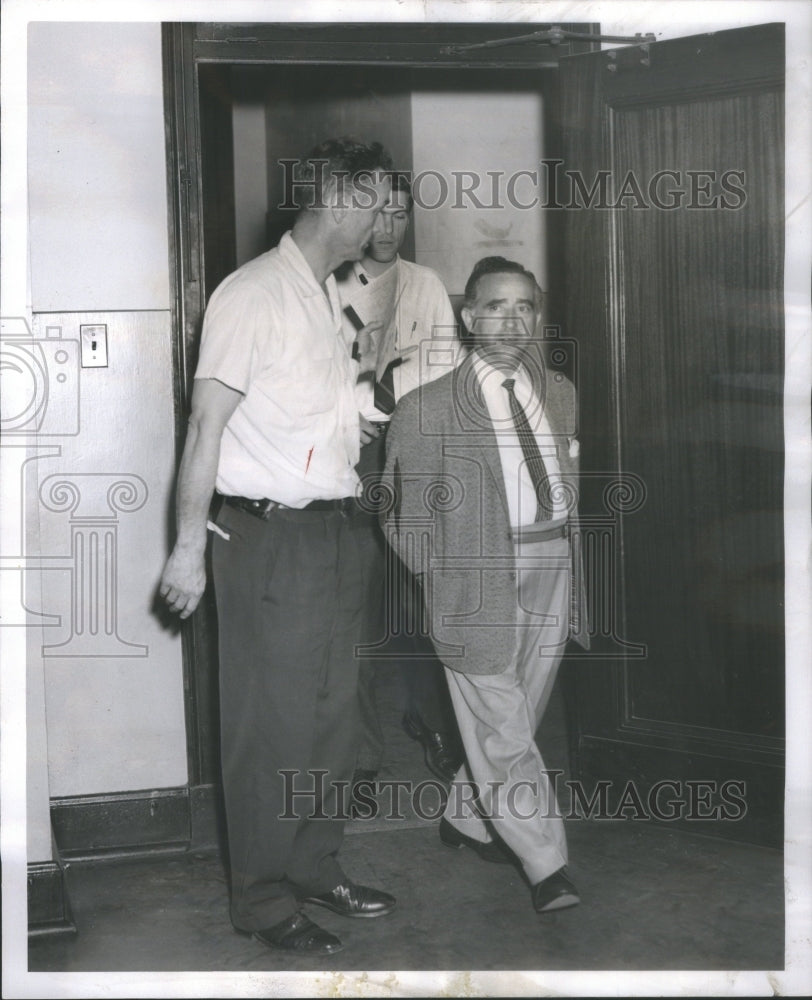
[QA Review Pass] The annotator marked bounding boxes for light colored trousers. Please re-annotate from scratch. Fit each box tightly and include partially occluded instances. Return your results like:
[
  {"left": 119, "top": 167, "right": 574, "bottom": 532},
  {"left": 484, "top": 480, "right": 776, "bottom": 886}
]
[{"left": 443, "top": 535, "right": 571, "bottom": 885}]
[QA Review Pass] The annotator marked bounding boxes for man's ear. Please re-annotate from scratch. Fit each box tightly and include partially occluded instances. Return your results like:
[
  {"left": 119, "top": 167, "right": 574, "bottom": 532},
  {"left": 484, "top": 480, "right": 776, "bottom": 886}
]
[
  {"left": 331, "top": 204, "right": 348, "bottom": 224},
  {"left": 461, "top": 305, "right": 473, "bottom": 337}
]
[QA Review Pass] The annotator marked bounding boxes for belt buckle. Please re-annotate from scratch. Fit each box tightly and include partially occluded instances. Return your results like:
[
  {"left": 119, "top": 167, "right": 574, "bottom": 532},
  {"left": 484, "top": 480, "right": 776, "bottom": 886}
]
[{"left": 249, "top": 497, "right": 278, "bottom": 519}]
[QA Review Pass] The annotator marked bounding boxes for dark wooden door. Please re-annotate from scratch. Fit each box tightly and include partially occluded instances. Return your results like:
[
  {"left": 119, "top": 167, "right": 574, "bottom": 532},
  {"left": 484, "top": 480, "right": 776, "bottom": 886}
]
[{"left": 559, "top": 24, "right": 785, "bottom": 846}]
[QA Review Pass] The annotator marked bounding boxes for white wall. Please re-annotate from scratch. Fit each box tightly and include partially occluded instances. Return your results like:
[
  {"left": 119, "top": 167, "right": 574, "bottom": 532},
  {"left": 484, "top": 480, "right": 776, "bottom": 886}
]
[
  {"left": 24, "top": 23, "right": 187, "bottom": 810},
  {"left": 233, "top": 100, "right": 269, "bottom": 266},
  {"left": 27, "top": 22, "right": 171, "bottom": 311},
  {"left": 411, "top": 89, "right": 546, "bottom": 297}
]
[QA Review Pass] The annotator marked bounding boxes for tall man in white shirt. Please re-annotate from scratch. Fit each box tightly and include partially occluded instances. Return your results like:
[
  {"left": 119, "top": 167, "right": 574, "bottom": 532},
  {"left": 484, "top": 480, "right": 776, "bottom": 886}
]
[
  {"left": 335, "top": 175, "right": 464, "bottom": 793},
  {"left": 381, "top": 256, "right": 590, "bottom": 914},
  {"left": 159, "top": 138, "right": 397, "bottom": 956}
]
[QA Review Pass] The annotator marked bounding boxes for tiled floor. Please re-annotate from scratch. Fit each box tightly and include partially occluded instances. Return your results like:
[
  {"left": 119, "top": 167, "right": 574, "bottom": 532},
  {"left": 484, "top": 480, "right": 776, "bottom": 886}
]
[
  {"left": 28, "top": 815, "right": 784, "bottom": 975},
  {"left": 26, "top": 671, "right": 785, "bottom": 987}
]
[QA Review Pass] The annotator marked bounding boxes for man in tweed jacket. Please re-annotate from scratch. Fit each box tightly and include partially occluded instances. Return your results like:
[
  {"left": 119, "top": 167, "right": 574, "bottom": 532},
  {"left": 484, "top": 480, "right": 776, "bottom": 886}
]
[{"left": 381, "top": 256, "right": 589, "bottom": 914}]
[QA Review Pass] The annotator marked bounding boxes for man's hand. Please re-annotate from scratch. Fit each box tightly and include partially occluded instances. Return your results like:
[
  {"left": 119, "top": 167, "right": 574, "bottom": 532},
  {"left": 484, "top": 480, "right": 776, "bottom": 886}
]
[
  {"left": 359, "top": 414, "right": 382, "bottom": 446},
  {"left": 158, "top": 377, "right": 242, "bottom": 620},
  {"left": 159, "top": 544, "right": 206, "bottom": 619},
  {"left": 355, "top": 320, "right": 384, "bottom": 374}
]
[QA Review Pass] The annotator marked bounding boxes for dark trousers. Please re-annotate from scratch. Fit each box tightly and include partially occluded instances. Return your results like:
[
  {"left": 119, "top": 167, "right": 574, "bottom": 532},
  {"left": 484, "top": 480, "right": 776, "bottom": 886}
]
[
  {"left": 354, "top": 434, "right": 459, "bottom": 772},
  {"left": 211, "top": 500, "right": 368, "bottom": 931}
]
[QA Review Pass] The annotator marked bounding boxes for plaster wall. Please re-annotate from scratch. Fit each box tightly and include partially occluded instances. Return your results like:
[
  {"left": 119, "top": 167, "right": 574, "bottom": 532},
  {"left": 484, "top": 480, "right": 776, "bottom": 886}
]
[{"left": 25, "top": 23, "right": 186, "bottom": 831}]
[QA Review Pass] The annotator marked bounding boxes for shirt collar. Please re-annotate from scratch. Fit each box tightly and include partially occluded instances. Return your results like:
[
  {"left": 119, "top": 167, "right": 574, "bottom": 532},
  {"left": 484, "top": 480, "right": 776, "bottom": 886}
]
[
  {"left": 279, "top": 231, "right": 341, "bottom": 326},
  {"left": 472, "top": 351, "right": 530, "bottom": 389},
  {"left": 355, "top": 256, "right": 400, "bottom": 285},
  {"left": 279, "top": 231, "right": 336, "bottom": 294}
]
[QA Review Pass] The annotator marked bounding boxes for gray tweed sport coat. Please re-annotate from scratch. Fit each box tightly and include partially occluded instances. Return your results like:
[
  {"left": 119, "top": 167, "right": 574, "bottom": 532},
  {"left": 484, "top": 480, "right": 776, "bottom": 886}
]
[{"left": 380, "top": 349, "right": 590, "bottom": 675}]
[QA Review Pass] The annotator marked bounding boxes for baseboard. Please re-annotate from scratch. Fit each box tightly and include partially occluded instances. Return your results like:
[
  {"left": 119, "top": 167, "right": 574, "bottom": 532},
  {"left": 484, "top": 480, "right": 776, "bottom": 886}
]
[
  {"left": 575, "top": 737, "right": 784, "bottom": 849},
  {"left": 32, "top": 782, "right": 223, "bottom": 934},
  {"left": 49, "top": 784, "right": 225, "bottom": 863},
  {"left": 28, "top": 861, "right": 76, "bottom": 937}
]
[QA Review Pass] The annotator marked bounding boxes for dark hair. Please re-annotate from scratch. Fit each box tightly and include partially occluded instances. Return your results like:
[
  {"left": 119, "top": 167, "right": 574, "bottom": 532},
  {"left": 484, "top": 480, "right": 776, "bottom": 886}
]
[
  {"left": 463, "top": 256, "right": 543, "bottom": 310},
  {"left": 292, "top": 137, "right": 393, "bottom": 211},
  {"left": 389, "top": 172, "right": 414, "bottom": 211}
]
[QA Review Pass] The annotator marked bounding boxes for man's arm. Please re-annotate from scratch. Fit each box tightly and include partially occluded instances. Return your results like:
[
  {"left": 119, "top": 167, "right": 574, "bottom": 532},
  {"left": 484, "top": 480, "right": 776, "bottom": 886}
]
[
  {"left": 380, "top": 388, "right": 444, "bottom": 579},
  {"left": 159, "top": 378, "right": 242, "bottom": 619}
]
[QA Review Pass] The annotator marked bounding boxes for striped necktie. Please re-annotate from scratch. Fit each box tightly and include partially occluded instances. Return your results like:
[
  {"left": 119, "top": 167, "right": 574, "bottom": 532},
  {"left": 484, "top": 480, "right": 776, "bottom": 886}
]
[
  {"left": 502, "top": 377, "right": 553, "bottom": 521},
  {"left": 374, "top": 361, "right": 397, "bottom": 415}
]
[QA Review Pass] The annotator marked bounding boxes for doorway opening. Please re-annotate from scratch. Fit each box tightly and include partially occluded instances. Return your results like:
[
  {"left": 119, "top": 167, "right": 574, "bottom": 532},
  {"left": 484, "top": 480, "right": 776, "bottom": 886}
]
[
  {"left": 186, "top": 50, "right": 576, "bottom": 811},
  {"left": 164, "top": 22, "right": 597, "bottom": 825}
]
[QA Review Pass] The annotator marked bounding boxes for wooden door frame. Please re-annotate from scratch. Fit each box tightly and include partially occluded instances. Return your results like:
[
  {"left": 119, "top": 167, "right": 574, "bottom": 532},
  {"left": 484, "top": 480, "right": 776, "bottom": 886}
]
[
  {"left": 161, "top": 20, "right": 600, "bottom": 808},
  {"left": 559, "top": 23, "right": 786, "bottom": 847}
]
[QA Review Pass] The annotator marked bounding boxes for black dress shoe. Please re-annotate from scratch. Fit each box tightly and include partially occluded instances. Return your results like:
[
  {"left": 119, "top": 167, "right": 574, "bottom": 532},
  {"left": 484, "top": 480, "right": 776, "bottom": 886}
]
[
  {"left": 531, "top": 868, "right": 580, "bottom": 913},
  {"left": 402, "top": 710, "right": 463, "bottom": 783},
  {"left": 439, "top": 816, "right": 516, "bottom": 864},
  {"left": 251, "top": 911, "right": 344, "bottom": 955},
  {"left": 305, "top": 880, "right": 396, "bottom": 918}
]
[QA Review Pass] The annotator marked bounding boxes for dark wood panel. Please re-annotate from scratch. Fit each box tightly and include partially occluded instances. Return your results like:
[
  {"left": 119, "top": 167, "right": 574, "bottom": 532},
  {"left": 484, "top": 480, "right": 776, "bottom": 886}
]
[
  {"left": 603, "top": 22, "right": 784, "bottom": 103},
  {"left": 163, "top": 25, "right": 221, "bottom": 790},
  {"left": 575, "top": 738, "right": 784, "bottom": 848},
  {"left": 559, "top": 23, "right": 785, "bottom": 846},
  {"left": 199, "top": 64, "right": 237, "bottom": 295},
  {"left": 612, "top": 89, "right": 784, "bottom": 739}
]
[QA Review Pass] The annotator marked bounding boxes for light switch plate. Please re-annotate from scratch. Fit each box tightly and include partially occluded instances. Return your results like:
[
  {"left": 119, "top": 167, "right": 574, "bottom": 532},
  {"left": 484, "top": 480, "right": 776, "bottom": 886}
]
[{"left": 80, "top": 324, "right": 108, "bottom": 368}]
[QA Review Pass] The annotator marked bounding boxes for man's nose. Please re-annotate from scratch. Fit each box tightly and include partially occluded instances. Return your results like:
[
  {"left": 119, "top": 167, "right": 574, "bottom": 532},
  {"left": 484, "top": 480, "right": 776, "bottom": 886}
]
[
  {"left": 377, "top": 213, "right": 393, "bottom": 235},
  {"left": 503, "top": 314, "right": 530, "bottom": 338}
]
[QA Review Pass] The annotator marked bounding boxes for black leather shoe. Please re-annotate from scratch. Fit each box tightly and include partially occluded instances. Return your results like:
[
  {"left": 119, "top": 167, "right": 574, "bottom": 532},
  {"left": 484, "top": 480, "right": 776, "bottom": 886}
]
[
  {"left": 251, "top": 911, "right": 344, "bottom": 955},
  {"left": 305, "top": 880, "right": 396, "bottom": 918},
  {"left": 402, "top": 710, "right": 463, "bottom": 783},
  {"left": 531, "top": 868, "right": 580, "bottom": 913},
  {"left": 439, "top": 816, "right": 516, "bottom": 864}
]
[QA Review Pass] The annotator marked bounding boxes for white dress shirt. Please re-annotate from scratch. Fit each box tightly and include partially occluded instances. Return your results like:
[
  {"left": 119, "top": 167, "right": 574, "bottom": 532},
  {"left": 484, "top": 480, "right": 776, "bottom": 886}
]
[{"left": 472, "top": 353, "right": 569, "bottom": 528}]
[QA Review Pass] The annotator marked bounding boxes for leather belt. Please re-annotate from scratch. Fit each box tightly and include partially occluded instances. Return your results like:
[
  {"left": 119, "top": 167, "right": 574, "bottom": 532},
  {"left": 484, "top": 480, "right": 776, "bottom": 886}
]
[
  {"left": 513, "top": 521, "right": 570, "bottom": 544},
  {"left": 222, "top": 494, "right": 356, "bottom": 521}
]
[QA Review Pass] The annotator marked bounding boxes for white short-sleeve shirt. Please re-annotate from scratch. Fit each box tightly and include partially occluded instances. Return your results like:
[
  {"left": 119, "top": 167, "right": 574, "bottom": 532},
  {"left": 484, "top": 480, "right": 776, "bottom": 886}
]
[
  {"left": 195, "top": 232, "right": 361, "bottom": 506},
  {"left": 336, "top": 257, "right": 462, "bottom": 420}
]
